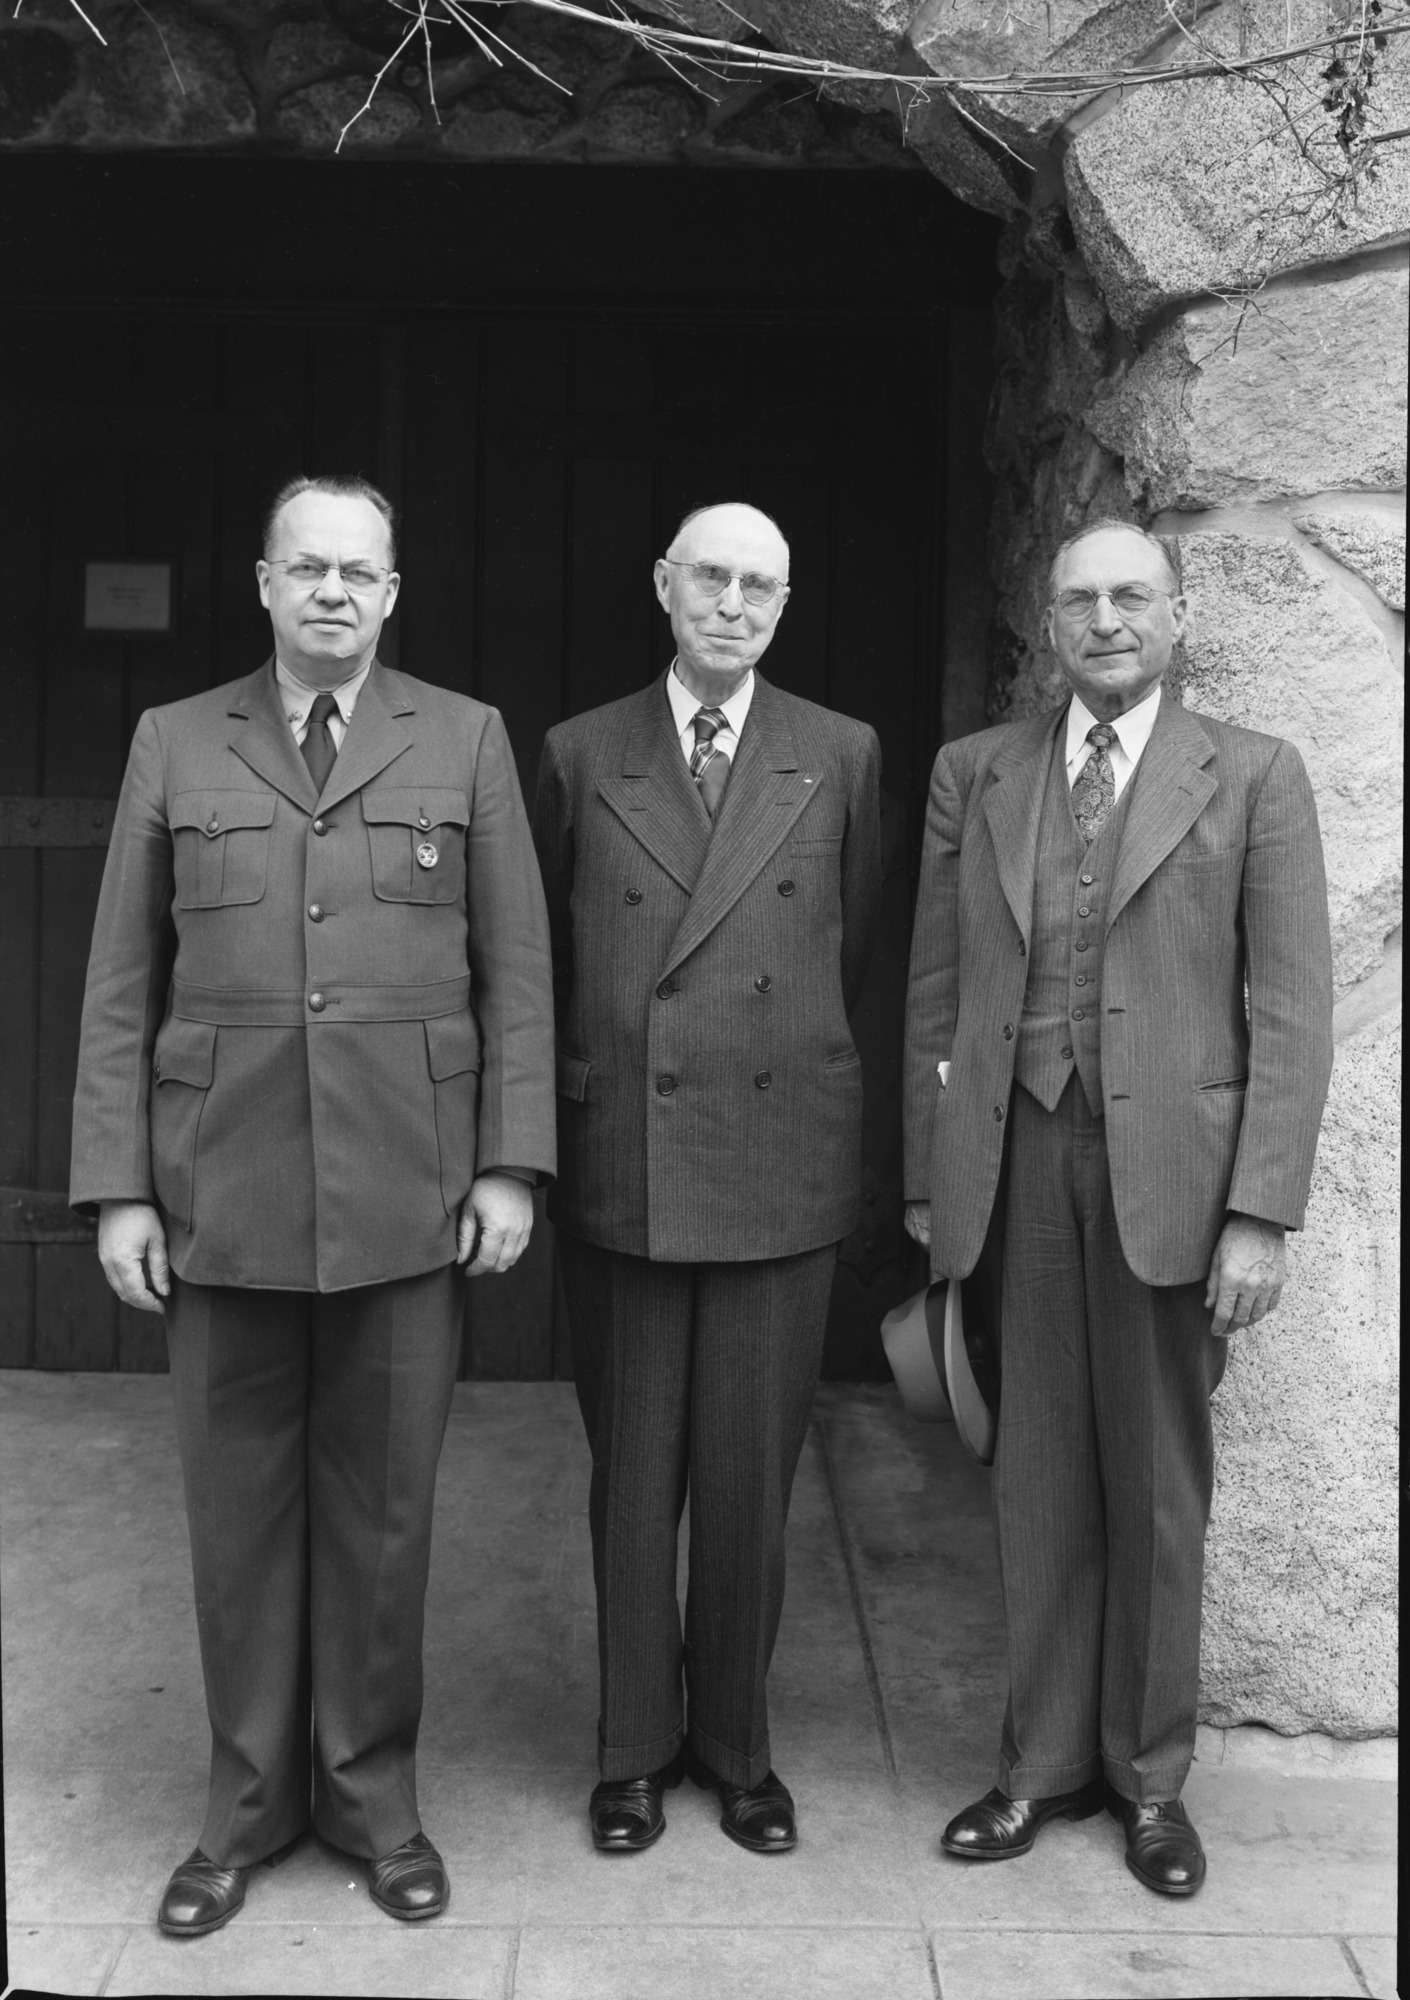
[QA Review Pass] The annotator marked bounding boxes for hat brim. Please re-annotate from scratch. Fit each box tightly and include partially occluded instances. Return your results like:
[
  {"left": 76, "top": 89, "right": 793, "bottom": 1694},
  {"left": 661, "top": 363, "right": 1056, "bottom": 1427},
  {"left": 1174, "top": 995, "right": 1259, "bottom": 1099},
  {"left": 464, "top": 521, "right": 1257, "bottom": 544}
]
[
  {"left": 942, "top": 1277, "right": 999, "bottom": 1467},
  {"left": 880, "top": 1283, "right": 952, "bottom": 1423}
]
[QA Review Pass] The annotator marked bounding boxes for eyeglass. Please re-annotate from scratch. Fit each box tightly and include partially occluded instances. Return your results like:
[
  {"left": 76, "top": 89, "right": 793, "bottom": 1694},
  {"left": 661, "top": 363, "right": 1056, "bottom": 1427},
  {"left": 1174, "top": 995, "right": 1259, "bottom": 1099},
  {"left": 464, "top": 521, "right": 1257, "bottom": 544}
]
[
  {"left": 663, "top": 559, "right": 786, "bottom": 606},
  {"left": 267, "top": 558, "right": 391, "bottom": 593},
  {"left": 1052, "top": 583, "right": 1171, "bottom": 621}
]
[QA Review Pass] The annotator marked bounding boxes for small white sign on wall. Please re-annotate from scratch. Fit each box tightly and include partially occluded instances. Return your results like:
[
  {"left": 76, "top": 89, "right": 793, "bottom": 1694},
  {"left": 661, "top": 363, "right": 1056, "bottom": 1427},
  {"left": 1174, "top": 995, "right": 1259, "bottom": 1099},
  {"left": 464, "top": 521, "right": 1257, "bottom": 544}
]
[{"left": 84, "top": 562, "right": 173, "bottom": 632}]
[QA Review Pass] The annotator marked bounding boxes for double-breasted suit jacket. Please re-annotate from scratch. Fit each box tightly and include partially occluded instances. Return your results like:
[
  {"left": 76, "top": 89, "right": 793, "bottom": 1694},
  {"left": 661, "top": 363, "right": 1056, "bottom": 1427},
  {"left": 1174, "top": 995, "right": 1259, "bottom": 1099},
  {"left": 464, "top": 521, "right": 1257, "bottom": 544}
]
[
  {"left": 903, "top": 694, "right": 1334, "bottom": 1287},
  {"left": 534, "top": 671, "right": 882, "bottom": 1261},
  {"left": 70, "top": 660, "right": 557, "bottom": 1288}
]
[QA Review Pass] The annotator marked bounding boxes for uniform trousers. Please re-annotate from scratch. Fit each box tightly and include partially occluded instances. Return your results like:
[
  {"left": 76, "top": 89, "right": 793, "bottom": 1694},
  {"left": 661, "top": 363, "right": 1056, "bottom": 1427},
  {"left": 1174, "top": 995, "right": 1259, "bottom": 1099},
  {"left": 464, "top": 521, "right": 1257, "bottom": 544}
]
[
  {"left": 993, "top": 1078, "right": 1228, "bottom": 1806},
  {"left": 558, "top": 1235, "right": 838, "bottom": 1791},
  {"left": 164, "top": 1264, "right": 463, "bottom": 1869}
]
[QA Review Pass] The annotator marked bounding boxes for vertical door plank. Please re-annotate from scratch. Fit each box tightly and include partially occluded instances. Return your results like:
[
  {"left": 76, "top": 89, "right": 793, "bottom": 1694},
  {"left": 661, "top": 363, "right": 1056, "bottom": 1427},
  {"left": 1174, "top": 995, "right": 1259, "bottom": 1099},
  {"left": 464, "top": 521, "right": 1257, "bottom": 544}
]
[
  {"left": 217, "top": 323, "right": 310, "bottom": 684},
  {"left": 35, "top": 850, "right": 109, "bottom": 1197},
  {"left": 34, "top": 1245, "right": 116, "bottom": 1370},
  {"left": 42, "top": 451, "right": 131, "bottom": 800},
  {"left": 565, "top": 456, "right": 656, "bottom": 718},
  {"left": 399, "top": 320, "right": 479, "bottom": 696},
  {"left": 0, "top": 1247, "right": 36, "bottom": 1368},
  {"left": 940, "top": 307, "right": 995, "bottom": 746},
  {"left": 0, "top": 851, "right": 41, "bottom": 1187}
]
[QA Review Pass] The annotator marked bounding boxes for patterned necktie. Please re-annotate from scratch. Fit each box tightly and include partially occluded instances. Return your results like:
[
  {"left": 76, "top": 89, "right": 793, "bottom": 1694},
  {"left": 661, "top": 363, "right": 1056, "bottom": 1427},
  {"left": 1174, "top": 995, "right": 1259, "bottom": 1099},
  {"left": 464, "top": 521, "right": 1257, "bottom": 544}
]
[
  {"left": 301, "top": 691, "right": 339, "bottom": 794},
  {"left": 1071, "top": 722, "right": 1117, "bottom": 844},
  {"left": 690, "top": 707, "right": 731, "bottom": 819}
]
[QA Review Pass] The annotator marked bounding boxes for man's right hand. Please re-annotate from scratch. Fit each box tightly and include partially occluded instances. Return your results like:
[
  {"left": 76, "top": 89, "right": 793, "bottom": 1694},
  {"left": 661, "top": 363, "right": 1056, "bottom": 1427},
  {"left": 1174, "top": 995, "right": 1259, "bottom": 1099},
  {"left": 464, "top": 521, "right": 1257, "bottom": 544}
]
[
  {"left": 97, "top": 1201, "right": 170, "bottom": 1313},
  {"left": 904, "top": 1200, "right": 931, "bottom": 1248}
]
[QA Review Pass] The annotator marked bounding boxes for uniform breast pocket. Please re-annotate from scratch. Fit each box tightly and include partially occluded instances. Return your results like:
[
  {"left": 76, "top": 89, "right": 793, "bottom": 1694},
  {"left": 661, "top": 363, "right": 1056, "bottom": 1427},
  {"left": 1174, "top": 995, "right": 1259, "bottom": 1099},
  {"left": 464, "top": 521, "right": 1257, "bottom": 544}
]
[
  {"left": 363, "top": 788, "right": 470, "bottom": 905},
  {"left": 169, "top": 792, "right": 277, "bottom": 909}
]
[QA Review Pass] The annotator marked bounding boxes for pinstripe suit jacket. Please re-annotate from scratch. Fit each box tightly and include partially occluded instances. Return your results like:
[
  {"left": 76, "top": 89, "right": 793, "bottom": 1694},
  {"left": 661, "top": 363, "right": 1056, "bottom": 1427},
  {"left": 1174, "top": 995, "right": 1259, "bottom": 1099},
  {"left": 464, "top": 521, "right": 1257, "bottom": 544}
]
[
  {"left": 902, "top": 693, "right": 1334, "bottom": 1288},
  {"left": 533, "top": 671, "right": 882, "bottom": 1262}
]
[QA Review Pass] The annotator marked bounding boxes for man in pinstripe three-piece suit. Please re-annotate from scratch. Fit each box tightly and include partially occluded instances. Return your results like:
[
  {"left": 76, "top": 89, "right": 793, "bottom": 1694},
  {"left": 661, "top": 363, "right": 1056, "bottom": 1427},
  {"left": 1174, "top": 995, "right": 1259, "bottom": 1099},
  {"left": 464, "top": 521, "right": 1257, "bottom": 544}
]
[
  {"left": 903, "top": 520, "right": 1333, "bottom": 1897},
  {"left": 533, "top": 503, "right": 881, "bottom": 1857}
]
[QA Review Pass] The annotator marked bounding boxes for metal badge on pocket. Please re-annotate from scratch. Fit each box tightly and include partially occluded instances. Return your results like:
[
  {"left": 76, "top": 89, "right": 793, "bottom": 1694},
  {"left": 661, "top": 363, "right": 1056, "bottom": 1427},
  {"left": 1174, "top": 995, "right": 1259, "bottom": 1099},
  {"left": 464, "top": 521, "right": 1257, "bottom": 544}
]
[{"left": 416, "top": 840, "right": 439, "bottom": 870}]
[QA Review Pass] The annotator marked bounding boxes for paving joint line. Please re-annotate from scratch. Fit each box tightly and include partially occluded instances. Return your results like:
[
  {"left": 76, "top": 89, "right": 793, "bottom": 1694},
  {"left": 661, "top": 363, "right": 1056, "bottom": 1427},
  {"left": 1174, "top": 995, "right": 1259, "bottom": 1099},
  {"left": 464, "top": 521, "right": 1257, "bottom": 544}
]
[
  {"left": 815, "top": 1413, "right": 897, "bottom": 1780},
  {"left": 1338, "top": 1934, "right": 1375, "bottom": 1998},
  {"left": 924, "top": 1926, "right": 945, "bottom": 2000},
  {"left": 502, "top": 1922, "right": 522, "bottom": 2000}
]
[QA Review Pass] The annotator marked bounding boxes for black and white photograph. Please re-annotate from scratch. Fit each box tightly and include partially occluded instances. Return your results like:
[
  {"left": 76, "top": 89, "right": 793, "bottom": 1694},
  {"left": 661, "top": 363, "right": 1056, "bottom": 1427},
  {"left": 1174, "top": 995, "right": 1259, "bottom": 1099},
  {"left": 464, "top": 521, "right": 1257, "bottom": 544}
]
[{"left": 0, "top": 1, "right": 1401, "bottom": 1994}]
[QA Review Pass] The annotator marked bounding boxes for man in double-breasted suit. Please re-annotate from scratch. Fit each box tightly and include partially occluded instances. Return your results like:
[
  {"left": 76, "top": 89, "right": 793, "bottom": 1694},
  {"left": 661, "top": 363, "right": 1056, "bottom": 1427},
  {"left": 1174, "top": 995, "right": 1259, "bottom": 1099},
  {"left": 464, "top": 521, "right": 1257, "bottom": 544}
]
[
  {"left": 70, "top": 475, "right": 555, "bottom": 1934},
  {"left": 903, "top": 520, "right": 1333, "bottom": 1895},
  {"left": 533, "top": 503, "right": 881, "bottom": 1854}
]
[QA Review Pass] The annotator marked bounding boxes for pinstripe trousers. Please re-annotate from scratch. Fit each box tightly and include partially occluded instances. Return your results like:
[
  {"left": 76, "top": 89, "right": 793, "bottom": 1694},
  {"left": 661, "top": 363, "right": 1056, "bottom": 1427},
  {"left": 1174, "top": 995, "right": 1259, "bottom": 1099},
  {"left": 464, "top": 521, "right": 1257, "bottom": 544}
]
[
  {"left": 993, "top": 1079, "right": 1228, "bottom": 1806},
  {"left": 164, "top": 1266, "right": 463, "bottom": 1868},
  {"left": 558, "top": 1234, "right": 837, "bottom": 1790}
]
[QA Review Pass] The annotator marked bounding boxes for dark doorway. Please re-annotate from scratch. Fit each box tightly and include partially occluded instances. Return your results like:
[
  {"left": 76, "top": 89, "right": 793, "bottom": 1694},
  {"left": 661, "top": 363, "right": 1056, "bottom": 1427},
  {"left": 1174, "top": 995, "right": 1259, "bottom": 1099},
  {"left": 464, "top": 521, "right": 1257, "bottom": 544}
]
[{"left": 0, "top": 158, "right": 1000, "bottom": 1377}]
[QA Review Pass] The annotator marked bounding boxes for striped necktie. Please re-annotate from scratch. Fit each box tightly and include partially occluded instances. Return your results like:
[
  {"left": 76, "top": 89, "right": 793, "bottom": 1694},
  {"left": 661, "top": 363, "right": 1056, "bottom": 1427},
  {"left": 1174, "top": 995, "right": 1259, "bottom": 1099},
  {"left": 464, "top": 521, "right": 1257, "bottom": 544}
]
[
  {"left": 690, "top": 707, "right": 731, "bottom": 818},
  {"left": 1071, "top": 722, "right": 1117, "bottom": 844}
]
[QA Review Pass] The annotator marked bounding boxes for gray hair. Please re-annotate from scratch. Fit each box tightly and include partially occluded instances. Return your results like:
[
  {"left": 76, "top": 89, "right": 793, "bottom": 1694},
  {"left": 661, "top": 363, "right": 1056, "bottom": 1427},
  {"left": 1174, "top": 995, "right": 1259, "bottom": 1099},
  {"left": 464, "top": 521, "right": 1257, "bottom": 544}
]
[
  {"left": 1047, "top": 518, "right": 1181, "bottom": 600},
  {"left": 263, "top": 474, "right": 398, "bottom": 564}
]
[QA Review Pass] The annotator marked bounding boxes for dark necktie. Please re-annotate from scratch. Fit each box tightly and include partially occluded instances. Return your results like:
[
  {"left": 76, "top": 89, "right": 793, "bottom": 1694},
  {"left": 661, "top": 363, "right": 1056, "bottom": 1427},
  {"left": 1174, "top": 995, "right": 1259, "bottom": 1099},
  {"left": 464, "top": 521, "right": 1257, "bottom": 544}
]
[
  {"left": 301, "top": 691, "right": 339, "bottom": 795},
  {"left": 1071, "top": 722, "right": 1117, "bottom": 844},
  {"left": 690, "top": 707, "right": 732, "bottom": 819}
]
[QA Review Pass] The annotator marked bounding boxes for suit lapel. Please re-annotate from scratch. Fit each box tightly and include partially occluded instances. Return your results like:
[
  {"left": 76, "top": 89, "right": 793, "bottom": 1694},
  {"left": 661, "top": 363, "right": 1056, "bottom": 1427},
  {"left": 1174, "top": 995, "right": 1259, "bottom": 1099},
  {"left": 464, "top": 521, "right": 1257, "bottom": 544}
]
[
  {"left": 595, "top": 676, "right": 713, "bottom": 895},
  {"left": 314, "top": 662, "right": 416, "bottom": 814},
  {"left": 660, "top": 676, "right": 824, "bottom": 979},
  {"left": 981, "top": 708, "right": 1065, "bottom": 946},
  {"left": 227, "top": 661, "right": 319, "bottom": 812},
  {"left": 1107, "top": 697, "right": 1217, "bottom": 930}
]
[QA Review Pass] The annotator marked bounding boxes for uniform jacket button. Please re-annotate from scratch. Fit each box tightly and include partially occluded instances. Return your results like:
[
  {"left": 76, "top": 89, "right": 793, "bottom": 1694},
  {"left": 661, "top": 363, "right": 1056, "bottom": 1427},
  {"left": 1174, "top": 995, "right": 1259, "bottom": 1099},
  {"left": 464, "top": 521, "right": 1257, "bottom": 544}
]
[
  {"left": 656, "top": 1072, "right": 675, "bottom": 1095},
  {"left": 308, "top": 904, "right": 324, "bottom": 921},
  {"left": 309, "top": 992, "right": 326, "bottom": 1012},
  {"left": 313, "top": 818, "right": 327, "bottom": 835},
  {"left": 755, "top": 974, "right": 772, "bottom": 993},
  {"left": 418, "top": 813, "right": 430, "bottom": 829},
  {"left": 777, "top": 880, "right": 795, "bottom": 897},
  {"left": 625, "top": 888, "right": 643, "bottom": 905},
  {"left": 1072, "top": 1008, "right": 1085, "bottom": 1021},
  {"left": 1078, "top": 905, "right": 1091, "bottom": 918},
  {"left": 755, "top": 1070, "right": 773, "bottom": 1089},
  {"left": 206, "top": 816, "right": 219, "bottom": 834}
]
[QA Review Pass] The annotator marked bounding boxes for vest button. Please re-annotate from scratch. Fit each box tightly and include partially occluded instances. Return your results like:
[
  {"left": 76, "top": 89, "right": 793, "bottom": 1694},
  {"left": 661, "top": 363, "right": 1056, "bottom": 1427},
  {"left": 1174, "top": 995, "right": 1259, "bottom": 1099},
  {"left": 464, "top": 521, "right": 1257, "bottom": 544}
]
[
  {"left": 1075, "top": 974, "right": 1088, "bottom": 986},
  {"left": 1072, "top": 1008, "right": 1085, "bottom": 1021},
  {"left": 625, "top": 888, "right": 643, "bottom": 905},
  {"left": 308, "top": 904, "right": 324, "bottom": 921},
  {"left": 755, "top": 1070, "right": 773, "bottom": 1089},
  {"left": 1060, "top": 1045, "right": 1074, "bottom": 1059},
  {"left": 309, "top": 992, "right": 326, "bottom": 1012},
  {"left": 313, "top": 818, "right": 327, "bottom": 835},
  {"left": 755, "top": 975, "right": 772, "bottom": 993},
  {"left": 1078, "top": 906, "right": 1091, "bottom": 918},
  {"left": 993, "top": 1104, "right": 1004, "bottom": 1121},
  {"left": 777, "top": 880, "right": 795, "bottom": 897},
  {"left": 1002, "top": 1024, "right": 1013, "bottom": 1040},
  {"left": 656, "top": 980, "right": 675, "bottom": 1000},
  {"left": 656, "top": 1073, "right": 675, "bottom": 1095},
  {"left": 1075, "top": 939, "right": 1089, "bottom": 952}
]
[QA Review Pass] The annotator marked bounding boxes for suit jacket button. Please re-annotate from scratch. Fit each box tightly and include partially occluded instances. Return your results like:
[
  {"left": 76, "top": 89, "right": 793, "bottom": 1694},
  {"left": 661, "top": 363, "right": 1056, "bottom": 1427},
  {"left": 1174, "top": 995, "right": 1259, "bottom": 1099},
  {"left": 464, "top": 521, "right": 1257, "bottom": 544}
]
[
  {"left": 777, "top": 880, "right": 795, "bottom": 897},
  {"left": 313, "top": 818, "right": 327, "bottom": 835},
  {"left": 1081, "top": 873, "right": 1094, "bottom": 886},
  {"left": 993, "top": 1104, "right": 1004, "bottom": 1120},
  {"left": 1018, "top": 940, "right": 1026, "bottom": 955},
  {"left": 755, "top": 1070, "right": 772, "bottom": 1089},
  {"left": 656, "top": 1073, "right": 675, "bottom": 1095},
  {"left": 656, "top": 980, "right": 675, "bottom": 1000},
  {"left": 308, "top": 904, "right": 324, "bottom": 921},
  {"left": 309, "top": 992, "right": 326, "bottom": 1012},
  {"left": 625, "top": 888, "right": 643, "bottom": 905},
  {"left": 755, "top": 975, "right": 772, "bottom": 993},
  {"left": 1002, "top": 1024, "right": 1013, "bottom": 1039}
]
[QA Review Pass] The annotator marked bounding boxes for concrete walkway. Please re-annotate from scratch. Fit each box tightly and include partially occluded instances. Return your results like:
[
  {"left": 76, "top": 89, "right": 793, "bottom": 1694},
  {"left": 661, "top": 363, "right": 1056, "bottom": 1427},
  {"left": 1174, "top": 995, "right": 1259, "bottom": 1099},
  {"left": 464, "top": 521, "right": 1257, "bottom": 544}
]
[{"left": 1, "top": 1372, "right": 1397, "bottom": 2000}]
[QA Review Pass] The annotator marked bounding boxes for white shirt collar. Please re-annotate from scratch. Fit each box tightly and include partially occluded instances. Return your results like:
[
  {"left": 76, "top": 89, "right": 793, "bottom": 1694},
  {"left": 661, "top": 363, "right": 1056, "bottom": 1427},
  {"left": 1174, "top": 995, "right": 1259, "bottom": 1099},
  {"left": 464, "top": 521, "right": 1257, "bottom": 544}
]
[
  {"left": 274, "top": 654, "right": 372, "bottom": 728},
  {"left": 666, "top": 660, "right": 755, "bottom": 744},
  {"left": 1065, "top": 682, "right": 1163, "bottom": 769}
]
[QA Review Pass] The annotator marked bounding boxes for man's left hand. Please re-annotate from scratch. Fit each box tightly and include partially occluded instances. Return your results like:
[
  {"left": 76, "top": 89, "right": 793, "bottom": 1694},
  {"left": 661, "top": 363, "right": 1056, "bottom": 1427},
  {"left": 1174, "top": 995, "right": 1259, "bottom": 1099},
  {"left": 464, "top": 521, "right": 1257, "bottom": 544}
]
[
  {"left": 457, "top": 1174, "right": 535, "bottom": 1275},
  {"left": 1203, "top": 1215, "right": 1287, "bottom": 1335}
]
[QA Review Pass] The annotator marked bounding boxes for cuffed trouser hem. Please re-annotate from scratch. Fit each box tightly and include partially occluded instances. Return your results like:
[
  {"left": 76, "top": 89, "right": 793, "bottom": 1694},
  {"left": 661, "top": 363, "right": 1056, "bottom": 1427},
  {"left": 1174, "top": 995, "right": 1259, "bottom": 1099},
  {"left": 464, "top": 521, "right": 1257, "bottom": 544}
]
[
  {"left": 1102, "top": 1756, "right": 1193, "bottom": 1807},
  {"left": 598, "top": 1726, "right": 683, "bottom": 1783},
  {"left": 998, "top": 1752, "right": 1103, "bottom": 1800},
  {"left": 690, "top": 1721, "right": 771, "bottom": 1791}
]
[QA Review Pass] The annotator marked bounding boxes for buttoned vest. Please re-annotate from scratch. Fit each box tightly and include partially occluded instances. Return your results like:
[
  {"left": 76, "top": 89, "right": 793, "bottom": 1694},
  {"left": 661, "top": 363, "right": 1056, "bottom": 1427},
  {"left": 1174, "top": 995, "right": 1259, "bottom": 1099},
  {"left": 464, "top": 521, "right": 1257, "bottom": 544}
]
[{"left": 1014, "top": 732, "right": 1138, "bottom": 1118}]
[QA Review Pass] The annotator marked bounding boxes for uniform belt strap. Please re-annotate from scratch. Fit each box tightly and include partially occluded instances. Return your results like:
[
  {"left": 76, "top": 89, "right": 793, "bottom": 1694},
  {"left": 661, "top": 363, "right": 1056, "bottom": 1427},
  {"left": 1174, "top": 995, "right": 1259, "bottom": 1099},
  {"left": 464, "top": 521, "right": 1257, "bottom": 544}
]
[{"left": 171, "top": 975, "right": 472, "bottom": 1025}]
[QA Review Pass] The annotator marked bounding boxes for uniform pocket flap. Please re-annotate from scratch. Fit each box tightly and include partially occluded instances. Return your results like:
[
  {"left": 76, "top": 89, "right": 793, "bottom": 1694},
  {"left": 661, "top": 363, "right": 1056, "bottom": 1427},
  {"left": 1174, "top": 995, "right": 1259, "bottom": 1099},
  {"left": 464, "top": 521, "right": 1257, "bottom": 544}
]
[
  {"left": 170, "top": 791, "right": 277, "bottom": 836},
  {"left": 425, "top": 1010, "right": 483, "bottom": 1081},
  {"left": 556, "top": 1051, "right": 591, "bottom": 1101},
  {"left": 363, "top": 788, "right": 470, "bottom": 830},
  {"left": 152, "top": 1016, "right": 217, "bottom": 1087}
]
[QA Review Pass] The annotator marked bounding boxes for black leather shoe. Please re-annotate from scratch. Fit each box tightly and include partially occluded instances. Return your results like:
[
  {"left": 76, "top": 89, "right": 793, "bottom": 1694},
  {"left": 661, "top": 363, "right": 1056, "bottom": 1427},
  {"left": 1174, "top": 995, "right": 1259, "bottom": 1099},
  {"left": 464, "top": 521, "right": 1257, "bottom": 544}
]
[
  {"left": 158, "top": 1848, "right": 250, "bottom": 1937},
  {"left": 367, "top": 1831, "right": 449, "bottom": 1919},
  {"left": 941, "top": 1779, "right": 1105, "bottom": 1859},
  {"left": 688, "top": 1750, "right": 797, "bottom": 1853},
  {"left": 1108, "top": 1790, "right": 1206, "bottom": 1896},
  {"left": 590, "top": 1747, "right": 686, "bottom": 1851}
]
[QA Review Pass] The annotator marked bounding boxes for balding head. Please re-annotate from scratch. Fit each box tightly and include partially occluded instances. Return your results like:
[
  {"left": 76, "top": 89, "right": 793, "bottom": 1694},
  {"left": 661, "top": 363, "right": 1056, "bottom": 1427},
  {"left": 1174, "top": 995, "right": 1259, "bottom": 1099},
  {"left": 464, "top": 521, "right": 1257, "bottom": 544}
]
[{"left": 655, "top": 500, "right": 791, "bottom": 701}]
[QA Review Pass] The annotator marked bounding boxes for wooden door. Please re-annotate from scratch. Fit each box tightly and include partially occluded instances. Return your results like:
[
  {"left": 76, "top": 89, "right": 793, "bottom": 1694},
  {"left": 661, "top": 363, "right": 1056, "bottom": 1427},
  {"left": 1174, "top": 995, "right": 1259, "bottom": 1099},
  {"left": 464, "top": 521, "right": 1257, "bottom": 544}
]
[{"left": 0, "top": 303, "right": 992, "bottom": 1376}]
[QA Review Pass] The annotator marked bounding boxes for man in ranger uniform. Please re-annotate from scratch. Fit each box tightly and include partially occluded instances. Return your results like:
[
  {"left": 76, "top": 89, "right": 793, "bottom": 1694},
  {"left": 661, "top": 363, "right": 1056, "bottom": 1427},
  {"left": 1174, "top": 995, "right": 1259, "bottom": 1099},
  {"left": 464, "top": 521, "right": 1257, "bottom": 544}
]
[{"left": 70, "top": 474, "right": 556, "bottom": 1935}]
